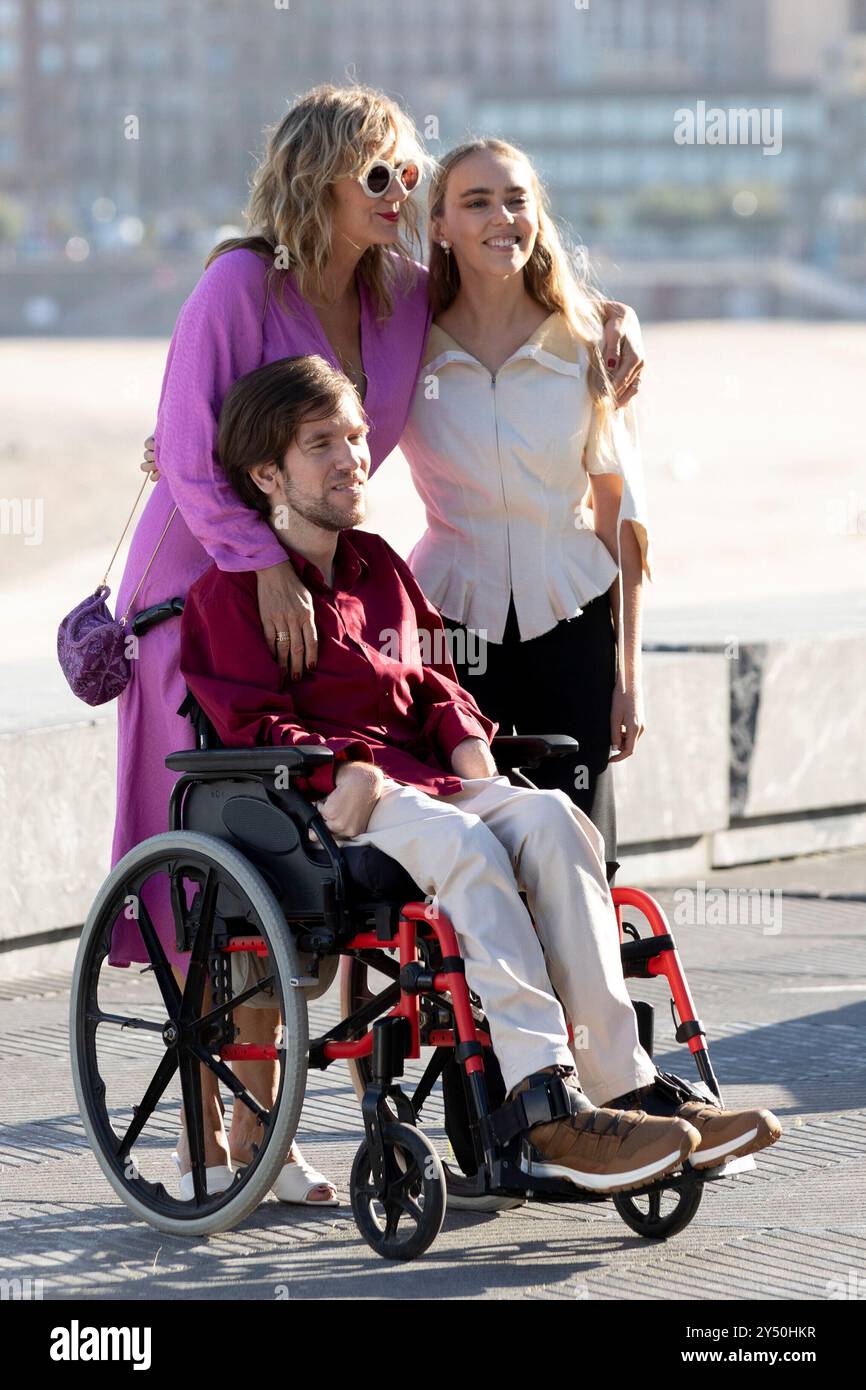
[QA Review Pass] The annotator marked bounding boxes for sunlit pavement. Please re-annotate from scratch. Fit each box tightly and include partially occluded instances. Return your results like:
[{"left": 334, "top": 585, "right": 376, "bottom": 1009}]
[{"left": 2, "top": 851, "right": 865, "bottom": 1301}]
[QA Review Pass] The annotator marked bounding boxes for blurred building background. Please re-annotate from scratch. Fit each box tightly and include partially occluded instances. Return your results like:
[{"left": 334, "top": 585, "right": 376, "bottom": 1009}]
[{"left": 2, "top": 0, "right": 866, "bottom": 330}]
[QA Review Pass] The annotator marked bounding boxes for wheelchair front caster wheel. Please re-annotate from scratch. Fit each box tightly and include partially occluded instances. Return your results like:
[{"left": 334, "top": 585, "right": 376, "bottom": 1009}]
[
  {"left": 613, "top": 1177, "right": 703, "bottom": 1240},
  {"left": 350, "top": 1122, "right": 446, "bottom": 1261}
]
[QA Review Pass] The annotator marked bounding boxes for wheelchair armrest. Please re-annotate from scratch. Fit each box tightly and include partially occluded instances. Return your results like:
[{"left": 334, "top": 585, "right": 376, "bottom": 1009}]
[
  {"left": 491, "top": 735, "right": 579, "bottom": 770},
  {"left": 165, "top": 745, "right": 334, "bottom": 776}
]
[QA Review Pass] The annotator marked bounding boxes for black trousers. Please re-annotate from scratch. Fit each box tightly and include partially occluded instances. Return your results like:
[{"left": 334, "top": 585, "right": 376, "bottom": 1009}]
[{"left": 442, "top": 589, "right": 620, "bottom": 883}]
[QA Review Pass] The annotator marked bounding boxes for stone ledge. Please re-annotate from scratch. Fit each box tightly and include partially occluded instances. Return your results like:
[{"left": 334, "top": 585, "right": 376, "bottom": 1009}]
[
  {"left": 0, "top": 720, "right": 116, "bottom": 943},
  {"left": 713, "top": 807, "right": 866, "bottom": 868},
  {"left": 3, "top": 638, "right": 865, "bottom": 952},
  {"left": 645, "top": 633, "right": 866, "bottom": 819},
  {"left": 614, "top": 651, "right": 729, "bottom": 844}
]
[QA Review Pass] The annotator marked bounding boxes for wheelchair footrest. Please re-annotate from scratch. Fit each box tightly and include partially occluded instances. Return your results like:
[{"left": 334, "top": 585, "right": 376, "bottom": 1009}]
[
  {"left": 486, "top": 1152, "right": 610, "bottom": 1204},
  {"left": 691, "top": 1152, "right": 757, "bottom": 1181},
  {"left": 502, "top": 1145, "right": 706, "bottom": 1204}
]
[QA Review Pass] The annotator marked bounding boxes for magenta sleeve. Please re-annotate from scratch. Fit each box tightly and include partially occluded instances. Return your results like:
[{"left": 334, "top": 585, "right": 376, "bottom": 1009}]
[{"left": 152, "top": 249, "right": 289, "bottom": 573}]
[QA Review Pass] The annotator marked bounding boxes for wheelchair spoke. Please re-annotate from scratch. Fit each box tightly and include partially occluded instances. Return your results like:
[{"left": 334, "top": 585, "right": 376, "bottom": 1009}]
[
  {"left": 357, "top": 1174, "right": 424, "bottom": 1234},
  {"left": 384, "top": 1198, "right": 403, "bottom": 1240},
  {"left": 195, "top": 974, "right": 277, "bottom": 1030},
  {"left": 391, "top": 1192, "right": 424, "bottom": 1227},
  {"left": 180, "top": 866, "right": 218, "bottom": 1024},
  {"left": 392, "top": 1161, "right": 422, "bottom": 1201},
  {"left": 134, "top": 896, "right": 182, "bottom": 1018},
  {"left": 381, "top": 1153, "right": 425, "bottom": 1235},
  {"left": 189, "top": 1042, "right": 272, "bottom": 1126},
  {"left": 86, "top": 1011, "right": 164, "bottom": 1033},
  {"left": 116, "top": 1050, "right": 180, "bottom": 1160},
  {"left": 178, "top": 1046, "right": 208, "bottom": 1204}
]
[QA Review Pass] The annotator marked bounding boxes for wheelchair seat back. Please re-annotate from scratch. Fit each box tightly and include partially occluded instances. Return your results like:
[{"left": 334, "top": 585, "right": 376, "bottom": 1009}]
[{"left": 175, "top": 689, "right": 423, "bottom": 931}]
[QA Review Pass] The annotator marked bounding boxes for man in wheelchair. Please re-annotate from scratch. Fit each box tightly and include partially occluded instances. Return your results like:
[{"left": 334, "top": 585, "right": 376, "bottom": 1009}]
[{"left": 178, "top": 353, "right": 781, "bottom": 1198}]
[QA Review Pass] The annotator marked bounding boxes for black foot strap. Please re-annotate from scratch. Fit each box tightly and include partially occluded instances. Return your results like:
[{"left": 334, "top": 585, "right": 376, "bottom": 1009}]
[{"left": 490, "top": 1069, "right": 594, "bottom": 1145}]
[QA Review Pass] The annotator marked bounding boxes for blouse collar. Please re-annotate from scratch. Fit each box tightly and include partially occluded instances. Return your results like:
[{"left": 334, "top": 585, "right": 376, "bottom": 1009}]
[{"left": 422, "top": 310, "right": 587, "bottom": 379}]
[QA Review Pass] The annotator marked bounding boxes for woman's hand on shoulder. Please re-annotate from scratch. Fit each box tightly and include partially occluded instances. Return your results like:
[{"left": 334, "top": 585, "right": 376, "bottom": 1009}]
[
  {"left": 600, "top": 301, "right": 645, "bottom": 410},
  {"left": 256, "top": 559, "right": 318, "bottom": 679}
]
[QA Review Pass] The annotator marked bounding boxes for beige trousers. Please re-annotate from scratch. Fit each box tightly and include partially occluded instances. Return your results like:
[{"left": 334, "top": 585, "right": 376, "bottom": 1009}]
[{"left": 323, "top": 774, "right": 658, "bottom": 1101}]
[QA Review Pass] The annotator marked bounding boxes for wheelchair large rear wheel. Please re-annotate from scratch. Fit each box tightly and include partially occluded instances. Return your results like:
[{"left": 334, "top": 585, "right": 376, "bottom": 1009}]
[{"left": 70, "top": 831, "right": 308, "bottom": 1236}]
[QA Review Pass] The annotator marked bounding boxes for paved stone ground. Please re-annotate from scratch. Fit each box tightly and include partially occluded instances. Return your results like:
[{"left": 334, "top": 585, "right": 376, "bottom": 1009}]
[{"left": 2, "top": 854, "right": 865, "bottom": 1302}]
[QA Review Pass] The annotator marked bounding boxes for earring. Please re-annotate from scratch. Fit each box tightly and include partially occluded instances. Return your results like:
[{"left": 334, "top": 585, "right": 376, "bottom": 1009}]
[{"left": 440, "top": 240, "right": 451, "bottom": 255}]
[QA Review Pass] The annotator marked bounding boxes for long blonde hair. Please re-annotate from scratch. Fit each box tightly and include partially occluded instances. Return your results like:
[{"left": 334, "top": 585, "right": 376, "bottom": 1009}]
[
  {"left": 206, "top": 83, "right": 435, "bottom": 320},
  {"left": 427, "top": 139, "right": 615, "bottom": 408}
]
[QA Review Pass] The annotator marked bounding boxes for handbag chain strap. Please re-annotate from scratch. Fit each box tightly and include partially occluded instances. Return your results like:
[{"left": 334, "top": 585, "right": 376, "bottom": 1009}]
[{"left": 100, "top": 471, "right": 178, "bottom": 625}]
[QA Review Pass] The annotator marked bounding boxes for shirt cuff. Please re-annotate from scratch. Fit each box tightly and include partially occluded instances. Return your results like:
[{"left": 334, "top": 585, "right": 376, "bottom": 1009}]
[{"left": 296, "top": 739, "right": 375, "bottom": 798}]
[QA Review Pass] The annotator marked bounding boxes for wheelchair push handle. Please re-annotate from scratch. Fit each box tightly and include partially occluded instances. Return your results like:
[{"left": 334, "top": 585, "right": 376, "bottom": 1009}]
[{"left": 130, "top": 595, "right": 185, "bottom": 636}]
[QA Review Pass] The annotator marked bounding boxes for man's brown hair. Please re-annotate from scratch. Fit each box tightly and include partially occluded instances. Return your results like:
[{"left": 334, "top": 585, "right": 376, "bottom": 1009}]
[{"left": 217, "top": 354, "right": 363, "bottom": 518}]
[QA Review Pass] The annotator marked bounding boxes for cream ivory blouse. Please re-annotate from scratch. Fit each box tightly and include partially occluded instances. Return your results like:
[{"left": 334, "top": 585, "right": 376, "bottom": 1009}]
[{"left": 400, "top": 310, "right": 651, "bottom": 646}]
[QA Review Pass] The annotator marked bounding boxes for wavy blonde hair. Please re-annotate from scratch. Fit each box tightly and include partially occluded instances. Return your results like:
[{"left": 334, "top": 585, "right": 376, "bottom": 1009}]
[
  {"left": 427, "top": 138, "right": 615, "bottom": 410},
  {"left": 206, "top": 83, "right": 435, "bottom": 320}
]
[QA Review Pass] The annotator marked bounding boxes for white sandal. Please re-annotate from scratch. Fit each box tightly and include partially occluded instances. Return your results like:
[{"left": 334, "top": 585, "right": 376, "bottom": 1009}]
[
  {"left": 234, "top": 1148, "right": 339, "bottom": 1206},
  {"left": 171, "top": 1151, "right": 234, "bottom": 1202}
]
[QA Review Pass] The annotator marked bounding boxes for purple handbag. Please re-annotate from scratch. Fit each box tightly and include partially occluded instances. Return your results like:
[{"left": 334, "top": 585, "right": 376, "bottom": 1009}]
[{"left": 57, "top": 472, "right": 178, "bottom": 706}]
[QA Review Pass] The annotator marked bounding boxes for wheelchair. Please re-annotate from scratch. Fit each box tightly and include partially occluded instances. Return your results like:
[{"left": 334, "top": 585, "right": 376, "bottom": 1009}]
[{"left": 71, "top": 681, "right": 744, "bottom": 1262}]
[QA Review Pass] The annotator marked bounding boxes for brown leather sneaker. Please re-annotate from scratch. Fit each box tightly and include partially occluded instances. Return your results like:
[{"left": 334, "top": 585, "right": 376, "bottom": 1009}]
[
  {"left": 604, "top": 1074, "right": 783, "bottom": 1171},
  {"left": 676, "top": 1101, "right": 782, "bottom": 1169},
  {"left": 511, "top": 1070, "right": 701, "bottom": 1195}
]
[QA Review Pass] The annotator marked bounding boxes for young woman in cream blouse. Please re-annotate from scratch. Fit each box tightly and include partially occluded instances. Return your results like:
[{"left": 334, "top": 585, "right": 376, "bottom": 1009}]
[{"left": 399, "top": 138, "right": 650, "bottom": 880}]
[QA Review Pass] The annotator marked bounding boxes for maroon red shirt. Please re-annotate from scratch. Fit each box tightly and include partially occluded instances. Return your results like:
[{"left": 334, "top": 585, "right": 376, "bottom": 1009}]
[{"left": 179, "top": 528, "right": 498, "bottom": 799}]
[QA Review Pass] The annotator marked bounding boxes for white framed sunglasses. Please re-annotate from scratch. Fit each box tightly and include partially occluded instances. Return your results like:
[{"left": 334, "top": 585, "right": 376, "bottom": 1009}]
[{"left": 357, "top": 157, "right": 422, "bottom": 198}]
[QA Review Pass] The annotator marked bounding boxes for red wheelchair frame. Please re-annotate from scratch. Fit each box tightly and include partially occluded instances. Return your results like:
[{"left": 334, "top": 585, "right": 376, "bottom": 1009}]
[
  {"left": 209, "top": 874, "right": 725, "bottom": 1259},
  {"left": 219, "top": 891, "right": 720, "bottom": 1102}
]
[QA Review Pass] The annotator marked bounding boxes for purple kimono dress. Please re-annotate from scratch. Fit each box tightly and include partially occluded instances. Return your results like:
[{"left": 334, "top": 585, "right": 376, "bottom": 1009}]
[{"left": 109, "top": 248, "right": 432, "bottom": 967}]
